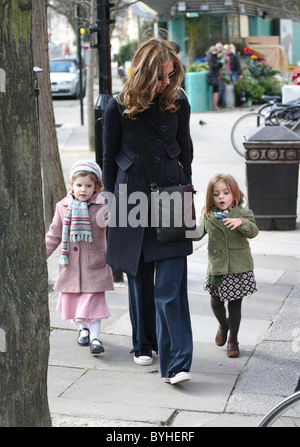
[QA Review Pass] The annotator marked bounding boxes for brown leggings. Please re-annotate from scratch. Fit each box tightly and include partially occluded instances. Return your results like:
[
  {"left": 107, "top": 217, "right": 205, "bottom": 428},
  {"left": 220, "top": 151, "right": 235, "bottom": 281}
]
[{"left": 210, "top": 295, "right": 242, "bottom": 342}]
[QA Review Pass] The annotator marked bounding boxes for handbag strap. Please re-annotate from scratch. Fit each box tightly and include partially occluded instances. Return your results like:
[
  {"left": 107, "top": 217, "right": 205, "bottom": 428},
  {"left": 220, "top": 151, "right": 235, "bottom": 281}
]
[{"left": 135, "top": 117, "right": 188, "bottom": 189}]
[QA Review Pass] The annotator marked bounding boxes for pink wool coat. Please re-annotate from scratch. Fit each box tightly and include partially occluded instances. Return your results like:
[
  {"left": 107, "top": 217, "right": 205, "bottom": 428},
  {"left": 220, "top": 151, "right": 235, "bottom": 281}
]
[{"left": 46, "top": 193, "right": 114, "bottom": 294}]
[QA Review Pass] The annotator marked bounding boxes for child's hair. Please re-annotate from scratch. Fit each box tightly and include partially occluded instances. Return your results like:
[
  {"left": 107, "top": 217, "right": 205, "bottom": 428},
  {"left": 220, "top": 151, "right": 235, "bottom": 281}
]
[
  {"left": 204, "top": 173, "right": 245, "bottom": 215},
  {"left": 70, "top": 170, "right": 102, "bottom": 193}
]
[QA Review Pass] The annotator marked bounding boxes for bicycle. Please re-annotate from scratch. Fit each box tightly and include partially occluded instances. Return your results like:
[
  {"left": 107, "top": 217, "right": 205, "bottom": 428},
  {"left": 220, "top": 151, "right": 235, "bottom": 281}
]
[
  {"left": 258, "top": 390, "right": 300, "bottom": 427},
  {"left": 231, "top": 95, "right": 300, "bottom": 157}
]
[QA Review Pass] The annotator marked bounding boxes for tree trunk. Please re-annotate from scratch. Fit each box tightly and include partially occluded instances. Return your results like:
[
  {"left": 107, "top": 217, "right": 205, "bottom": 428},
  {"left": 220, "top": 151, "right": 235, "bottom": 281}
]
[
  {"left": 32, "top": 0, "right": 66, "bottom": 232},
  {"left": 0, "top": 0, "right": 51, "bottom": 427}
]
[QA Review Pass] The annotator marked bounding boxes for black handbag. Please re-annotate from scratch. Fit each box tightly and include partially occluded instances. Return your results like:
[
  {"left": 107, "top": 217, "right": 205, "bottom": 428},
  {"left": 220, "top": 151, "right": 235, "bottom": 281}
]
[
  {"left": 151, "top": 180, "right": 196, "bottom": 243},
  {"left": 137, "top": 121, "right": 196, "bottom": 243}
]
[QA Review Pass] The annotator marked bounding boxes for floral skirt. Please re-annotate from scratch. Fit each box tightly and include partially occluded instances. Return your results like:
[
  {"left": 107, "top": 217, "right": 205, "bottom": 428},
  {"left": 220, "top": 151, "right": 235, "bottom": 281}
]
[{"left": 204, "top": 271, "right": 257, "bottom": 302}]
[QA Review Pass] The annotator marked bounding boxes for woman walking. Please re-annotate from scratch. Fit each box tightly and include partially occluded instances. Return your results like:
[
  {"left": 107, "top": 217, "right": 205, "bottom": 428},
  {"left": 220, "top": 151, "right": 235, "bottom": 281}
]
[{"left": 103, "top": 37, "right": 193, "bottom": 384}]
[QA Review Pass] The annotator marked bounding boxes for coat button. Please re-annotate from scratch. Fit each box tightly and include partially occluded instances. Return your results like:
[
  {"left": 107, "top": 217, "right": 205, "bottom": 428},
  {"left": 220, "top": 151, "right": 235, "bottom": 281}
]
[
  {"left": 160, "top": 125, "right": 167, "bottom": 132},
  {"left": 156, "top": 139, "right": 162, "bottom": 146},
  {"left": 74, "top": 247, "right": 78, "bottom": 252},
  {"left": 136, "top": 154, "right": 142, "bottom": 162},
  {"left": 153, "top": 156, "right": 160, "bottom": 164},
  {"left": 132, "top": 173, "right": 140, "bottom": 180}
]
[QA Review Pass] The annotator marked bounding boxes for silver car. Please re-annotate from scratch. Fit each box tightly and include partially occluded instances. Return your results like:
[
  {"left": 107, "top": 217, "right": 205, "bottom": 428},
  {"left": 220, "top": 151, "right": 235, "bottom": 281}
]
[{"left": 50, "top": 57, "right": 86, "bottom": 98}]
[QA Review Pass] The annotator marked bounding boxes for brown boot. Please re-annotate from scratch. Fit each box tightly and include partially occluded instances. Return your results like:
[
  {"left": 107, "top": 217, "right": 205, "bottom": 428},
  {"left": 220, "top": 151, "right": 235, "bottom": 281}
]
[
  {"left": 227, "top": 340, "right": 239, "bottom": 358},
  {"left": 215, "top": 320, "right": 229, "bottom": 346}
]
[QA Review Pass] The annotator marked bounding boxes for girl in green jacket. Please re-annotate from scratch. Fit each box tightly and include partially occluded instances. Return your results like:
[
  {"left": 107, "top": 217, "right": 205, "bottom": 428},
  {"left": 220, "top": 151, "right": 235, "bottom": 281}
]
[{"left": 196, "top": 174, "right": 258, "bottom": 358}]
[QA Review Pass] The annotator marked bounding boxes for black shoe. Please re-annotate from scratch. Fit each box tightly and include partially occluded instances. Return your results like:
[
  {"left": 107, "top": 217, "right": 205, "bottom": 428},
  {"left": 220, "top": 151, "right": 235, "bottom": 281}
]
[
  {"left": 90, "top": 339, "right": 105, "bottom": 354},
  {"left": 77, "top": 328, "right": 90, "bottom": 346}
]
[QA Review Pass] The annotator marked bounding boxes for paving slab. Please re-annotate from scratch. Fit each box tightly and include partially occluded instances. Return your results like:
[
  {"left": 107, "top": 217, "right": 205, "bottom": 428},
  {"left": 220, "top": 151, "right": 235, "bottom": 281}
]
[
  {"left": 170, "top": 411, "right": 262, "bottom": 427},
  {"left": 52, "top": 368, "right": 237, "bottom": 415}
]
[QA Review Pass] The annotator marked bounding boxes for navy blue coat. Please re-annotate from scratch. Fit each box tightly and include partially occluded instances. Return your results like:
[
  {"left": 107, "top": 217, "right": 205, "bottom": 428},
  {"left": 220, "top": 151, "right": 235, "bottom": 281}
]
[{"left": 103, "top": 90, "right": 193, "bottom": 276}]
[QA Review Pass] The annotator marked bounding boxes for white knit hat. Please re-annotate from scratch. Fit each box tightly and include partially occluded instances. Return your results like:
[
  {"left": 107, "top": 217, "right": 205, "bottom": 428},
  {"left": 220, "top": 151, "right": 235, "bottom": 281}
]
[{"left": 69, "top": 160, "right": 102, "bottom": 183}]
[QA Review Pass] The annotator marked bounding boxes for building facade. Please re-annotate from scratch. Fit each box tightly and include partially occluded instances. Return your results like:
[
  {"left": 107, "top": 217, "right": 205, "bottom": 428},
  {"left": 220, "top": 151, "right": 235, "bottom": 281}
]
[{"left": 140, "top": 0, "right": 300, "bottom": 66}]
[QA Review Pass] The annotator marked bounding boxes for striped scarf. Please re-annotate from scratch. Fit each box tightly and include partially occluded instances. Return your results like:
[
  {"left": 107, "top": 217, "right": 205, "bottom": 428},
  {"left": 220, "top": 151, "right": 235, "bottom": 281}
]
[
  {"left": 214, "top": 208, "right": 229, "bottom": 222},
  {"left": 59, "top": 192, "right": 93, "bottom": 265}
]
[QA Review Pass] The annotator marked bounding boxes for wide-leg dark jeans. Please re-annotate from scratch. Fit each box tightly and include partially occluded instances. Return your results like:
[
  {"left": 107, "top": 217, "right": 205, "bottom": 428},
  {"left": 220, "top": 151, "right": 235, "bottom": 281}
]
[{"left": 127, "top": 255, "right": 193, "bottom": 378}]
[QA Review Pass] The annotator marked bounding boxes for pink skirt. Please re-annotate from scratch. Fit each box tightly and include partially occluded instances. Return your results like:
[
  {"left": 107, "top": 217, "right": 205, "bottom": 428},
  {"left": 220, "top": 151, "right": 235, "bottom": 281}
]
[{"left": 56, "top": 292, "right": 111, "bottom": 324}]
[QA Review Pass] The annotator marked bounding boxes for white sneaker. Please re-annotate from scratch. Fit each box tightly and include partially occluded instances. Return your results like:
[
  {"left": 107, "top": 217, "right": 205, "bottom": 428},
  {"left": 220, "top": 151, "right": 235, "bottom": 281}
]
[
  {"left": 170, "top": 371, "right": 191, "bottom": 385},
  {"left": 133, "top": 350, "right": 153, "bottom": 366}
]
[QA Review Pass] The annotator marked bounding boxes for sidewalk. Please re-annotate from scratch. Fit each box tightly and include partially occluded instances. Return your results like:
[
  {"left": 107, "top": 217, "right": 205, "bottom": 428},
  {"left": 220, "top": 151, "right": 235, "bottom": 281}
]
[{"left": 47, "top": 66, "right": 300, "bottom": 428}]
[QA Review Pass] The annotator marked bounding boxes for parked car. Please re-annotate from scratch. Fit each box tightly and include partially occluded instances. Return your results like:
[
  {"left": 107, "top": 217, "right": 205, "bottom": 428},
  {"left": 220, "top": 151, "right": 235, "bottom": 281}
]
[{"left": 50, "top": 57, "right": 86, "bottom": 99}]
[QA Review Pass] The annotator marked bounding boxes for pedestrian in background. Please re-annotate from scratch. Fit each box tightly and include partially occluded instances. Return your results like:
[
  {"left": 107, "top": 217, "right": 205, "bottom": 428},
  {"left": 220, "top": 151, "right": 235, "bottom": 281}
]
[
  {"left": 103, "top": 37, "right": 193, "bottom": 385},
  {"left": 194, "top": 174, "right": 258, "bottom": 358},
  {"left": 207, "top": 45, "right": 223, "bottom": 110},
  {"left": 45, "top": 160, "right": 114, "bottom": 355},
  {"left": 215, "top": 42, "right": 227, "bottom": 108},
  {"left": 224, "top": 44, "right": 243, "bottom": 85}
]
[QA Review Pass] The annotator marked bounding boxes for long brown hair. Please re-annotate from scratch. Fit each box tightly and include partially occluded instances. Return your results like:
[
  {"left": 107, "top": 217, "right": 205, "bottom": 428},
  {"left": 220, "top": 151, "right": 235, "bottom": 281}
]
[
  {"left": 118, "top": 38, "right": 184, "bottom": 118},
  {"left": 204, "top": 174, "right": 245, "bottom": 215}
]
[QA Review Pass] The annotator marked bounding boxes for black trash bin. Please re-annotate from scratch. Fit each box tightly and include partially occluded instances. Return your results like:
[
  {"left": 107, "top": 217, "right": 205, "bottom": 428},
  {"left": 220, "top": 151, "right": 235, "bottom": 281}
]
[{"left": 243, "top": 125, "right": 300, "bottom": 230}]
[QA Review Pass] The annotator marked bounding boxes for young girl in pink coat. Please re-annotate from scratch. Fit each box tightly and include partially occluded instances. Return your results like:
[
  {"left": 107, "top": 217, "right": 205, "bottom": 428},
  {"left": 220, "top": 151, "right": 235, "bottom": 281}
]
[{"left": 46, "top": 160, "right": 114, "bottom": 354}]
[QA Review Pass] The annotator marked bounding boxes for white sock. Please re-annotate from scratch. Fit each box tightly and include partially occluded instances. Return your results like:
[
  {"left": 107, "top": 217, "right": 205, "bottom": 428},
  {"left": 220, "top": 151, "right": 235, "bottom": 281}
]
[
  {"left": 89, "top": 320, "right": 101, "bottom": 344},
  {"left": 79, "top": 324, "right": 89, "bottom": 338}
]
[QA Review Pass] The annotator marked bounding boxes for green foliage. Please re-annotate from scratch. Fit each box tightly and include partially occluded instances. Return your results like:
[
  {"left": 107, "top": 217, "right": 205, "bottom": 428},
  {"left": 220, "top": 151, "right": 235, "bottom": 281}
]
[
  {"left": 187, "top": 62, "right": 209, "bottom": 72},
  {"left": 118, "top": 40, "right": 138, "bottom": 66},
  {"left": 235, "top": 73, "right": 264, "bottom": 104},
  {"left": 236, "top": 47, "right": 286, "bottom": 103},
  {"left": 259, "top": 76, "right": 286, "bottom": 96}
]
